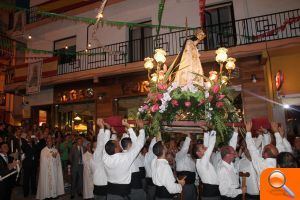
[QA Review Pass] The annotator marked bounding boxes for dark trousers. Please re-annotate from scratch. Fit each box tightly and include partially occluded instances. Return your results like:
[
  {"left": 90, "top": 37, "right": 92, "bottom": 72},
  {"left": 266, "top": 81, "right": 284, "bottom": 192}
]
[
  {"left": 71, "top": 164, "right": 83, "bottom": 196},
  {"left": 182, "top": 184, "right": 197, "bottom": 200},
  {"left": 23, "top": 165, "right": 37, "bottom": 197},
  {"left": 0, "top": 182, "right": 13, "bottom": 200}
]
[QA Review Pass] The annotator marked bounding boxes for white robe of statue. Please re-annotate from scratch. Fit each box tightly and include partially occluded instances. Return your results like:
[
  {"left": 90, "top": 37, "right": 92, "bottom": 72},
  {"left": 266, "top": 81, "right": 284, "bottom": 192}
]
[
  {"left": 174, "top": 39, "right": 204, "bottom": 86},
  {"left": 83, "top": 151, "right": 94, "bottom": 199},
  {"left": 36, "top": 146, "right": 64, "bottom": 199}
]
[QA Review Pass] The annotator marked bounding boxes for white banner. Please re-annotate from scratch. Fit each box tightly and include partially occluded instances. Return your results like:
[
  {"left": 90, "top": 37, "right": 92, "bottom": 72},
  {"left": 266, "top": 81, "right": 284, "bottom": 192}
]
[{"left": 26, "top": 61, "right": 43, "bottom": 95}]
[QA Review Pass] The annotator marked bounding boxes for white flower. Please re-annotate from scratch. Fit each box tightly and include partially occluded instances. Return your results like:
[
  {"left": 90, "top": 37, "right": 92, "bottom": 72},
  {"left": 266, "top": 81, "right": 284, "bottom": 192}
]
[
  {"left": 159, "top": 104, "right": 167, "bottom": 113},
  {"left": 205, "top": 91, "right": 209, "bottom": 98},
  {"left": 162, "top": 92, "right": 172, "bottom": 102},
  {"left": 138, "top": 107, "right": 144, "bottom": 113},
  {"left": 181, "top": 82, "right": 198, "bottom": 93},
  {"left": 167, "top": 82, "right": 179, "bottom": 93}
]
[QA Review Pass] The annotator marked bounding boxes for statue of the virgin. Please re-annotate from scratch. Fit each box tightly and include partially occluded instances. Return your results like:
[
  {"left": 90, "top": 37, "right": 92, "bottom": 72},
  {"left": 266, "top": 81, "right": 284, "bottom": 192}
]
[{"left": 173, "top": 29, "right": 206, "bottom": 87}]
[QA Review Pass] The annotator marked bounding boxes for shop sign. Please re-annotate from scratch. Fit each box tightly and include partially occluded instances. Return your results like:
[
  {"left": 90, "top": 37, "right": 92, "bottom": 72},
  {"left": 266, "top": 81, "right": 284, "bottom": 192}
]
[
  {"left": 57, "top": 88, "right": 94, "bottom": 103},
  {"left": 275, "top": 70, "right": 284, "bottom": 91}
]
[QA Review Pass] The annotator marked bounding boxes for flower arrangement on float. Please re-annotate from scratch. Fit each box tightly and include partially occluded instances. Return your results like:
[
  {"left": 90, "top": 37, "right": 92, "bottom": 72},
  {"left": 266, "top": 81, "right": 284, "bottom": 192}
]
[{"left": 138, "top": 47, "right": 241, "bottom": 142}]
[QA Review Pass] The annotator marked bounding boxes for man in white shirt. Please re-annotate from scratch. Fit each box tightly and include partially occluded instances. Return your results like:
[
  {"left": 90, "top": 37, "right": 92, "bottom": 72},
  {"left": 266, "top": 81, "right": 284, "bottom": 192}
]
[
  {"left": 144, "top": 137, "right": 157, "bottom": 200},
  {"left": 151, "top": 141, "right": 185, "bottom": 200},
  {"left": 272, "top": 123, "right": 293, "bottom": 153},
  {"left": 103, "top": 120, "right": 145, "bottom": 200},
  {"left": 175, "top": 133, "right": 197, "bottom": 200},
  {"left": 245, "top": 121, "right": 278, "bottom": 188},
  {"left": 90, "top": 119, "right": 111, "bottom": 200},
  {"left": 195, "top": 131, "right": 220, "bottom": 199},
  {"left": 217, "top": 143, "right": 246, "bottom": 199},
  {"left": 237, "top": 142, "right": 260, "bottom": 200},
  {"left": 120, "top": 123, "right": 146, "bottom": 200}
]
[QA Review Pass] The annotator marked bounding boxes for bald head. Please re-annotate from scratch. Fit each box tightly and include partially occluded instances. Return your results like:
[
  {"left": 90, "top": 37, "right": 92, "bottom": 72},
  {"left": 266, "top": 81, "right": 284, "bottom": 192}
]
[
  {"left": 262, "top": 144, "right": 279, "bottom": 159},
  {"left": 220, "top": 145, "right": 237, "bottom": 164}
]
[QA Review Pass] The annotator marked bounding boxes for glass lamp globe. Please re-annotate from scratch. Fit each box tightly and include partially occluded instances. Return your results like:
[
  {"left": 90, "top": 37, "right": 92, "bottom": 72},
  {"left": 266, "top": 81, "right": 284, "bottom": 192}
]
[
  {"left": 154, "top": 49, "right": 167, "bottom": 63},
  {"left": 151, "top": 73, "right": 158, "bottom": 82},
  {"left": 215, "top": 47, "right": 228, "bottom": 63},
  {"left": 144, "top": 57, "right": 154, "bottom": 70},
  {"left": 225, "top": 57, "right": 236, "bottom": 71},
  {"left": 221, "top": 76, "right": 229, "bottom": 85},
  {"left": 209, "top": 71, "right": 218, "bottom": 81}
]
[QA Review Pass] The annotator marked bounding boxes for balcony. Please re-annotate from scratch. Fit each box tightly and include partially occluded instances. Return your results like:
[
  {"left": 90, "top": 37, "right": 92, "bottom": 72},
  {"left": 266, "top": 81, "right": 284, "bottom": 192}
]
[{"left": 57, "top": 8, "right": 300, "bottom": 75}]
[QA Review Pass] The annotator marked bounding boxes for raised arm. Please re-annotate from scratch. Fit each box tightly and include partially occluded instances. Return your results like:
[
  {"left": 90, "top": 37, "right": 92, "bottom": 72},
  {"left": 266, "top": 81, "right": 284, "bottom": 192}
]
[
  {"left": 203, "top": 132, "right": 209, "bottom": 148},
  {"left": 202, "top": 131, "right": 216, "bottom": 166},
  {"left": 276, "top": 126, "right": 293, "bottom": 153},
  {"left": 94, "top": 119, "right": 110, "bottom": 161},
  {"left": 245, "top": 122, "right": 265, "bottom": 175},
  {"left": 126, "top": 120, "right": 146, "bottom": 163},
  {"left": 149, "top": 137, "right": 157, "bottom": 154},
  {"left": 229, "top": 129, "right": 238, "bottom": 150},
  {"left": 176, "top": 134, "right": 191, "bottom": 159}
]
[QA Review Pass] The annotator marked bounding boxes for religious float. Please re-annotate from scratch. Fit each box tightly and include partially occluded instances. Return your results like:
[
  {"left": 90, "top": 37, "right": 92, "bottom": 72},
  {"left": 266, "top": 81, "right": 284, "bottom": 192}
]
[{"left": 137, "top": 29, "right": 242, "bottom": 143}]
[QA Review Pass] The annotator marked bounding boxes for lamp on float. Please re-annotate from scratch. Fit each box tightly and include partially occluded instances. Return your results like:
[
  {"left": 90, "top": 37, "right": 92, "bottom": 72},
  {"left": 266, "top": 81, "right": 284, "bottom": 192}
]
[
  {"left": 154, "top": 49, "right": 167, "bottom": 64},
  {"left": 144, "top": 57, "right": 154, "bottom": 70},
  {"left": 215, "top": 47, "right": 228, "bottom": 73},
  {"left": 221, "top": 76, "right": 229, "bottom": 85},
  {"left": 209, "top": 71, "right": 218, "bottom": 81},
  {"left": 151, "top": 73, "right": 158, "bottom": 83},
  {"left": 225, "top": 57, "right": 236, "bottom": 76}
]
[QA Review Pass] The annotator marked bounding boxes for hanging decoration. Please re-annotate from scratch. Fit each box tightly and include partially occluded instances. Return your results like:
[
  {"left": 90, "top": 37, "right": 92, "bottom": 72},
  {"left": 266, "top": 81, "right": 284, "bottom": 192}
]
[
  {"left": 95, "top": 0, "right": 108, "bottom": 25},
  {"left": 156, "top": 0, "right": 166, "bottom": 38},
  {"left": 0, "top": 2, "right": 187, "bottom": 31}
]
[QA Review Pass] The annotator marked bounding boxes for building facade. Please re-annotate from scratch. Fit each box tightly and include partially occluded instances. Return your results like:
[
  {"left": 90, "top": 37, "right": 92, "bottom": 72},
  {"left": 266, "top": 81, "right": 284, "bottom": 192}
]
[{"left": 2, "top": 0, "right": 300, "bottom": 133}]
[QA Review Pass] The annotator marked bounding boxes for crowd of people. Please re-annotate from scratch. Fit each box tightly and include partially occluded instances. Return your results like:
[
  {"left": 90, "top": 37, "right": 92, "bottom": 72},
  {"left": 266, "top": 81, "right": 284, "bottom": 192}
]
[{"left": 0, "top": 119, "right": 299, "bottom": 200}]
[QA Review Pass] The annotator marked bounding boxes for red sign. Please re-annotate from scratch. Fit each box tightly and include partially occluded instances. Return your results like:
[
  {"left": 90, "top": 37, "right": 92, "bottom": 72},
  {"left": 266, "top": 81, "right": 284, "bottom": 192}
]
[{"left": 275, "top": 70, "right": 284, "bottom": 91}]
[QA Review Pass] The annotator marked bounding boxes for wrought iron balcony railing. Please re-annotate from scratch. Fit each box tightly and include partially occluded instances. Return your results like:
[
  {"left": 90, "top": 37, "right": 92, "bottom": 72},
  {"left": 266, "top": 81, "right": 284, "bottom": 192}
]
[{"left": 57, "top": 9, "right": 300, "bottom": 75}]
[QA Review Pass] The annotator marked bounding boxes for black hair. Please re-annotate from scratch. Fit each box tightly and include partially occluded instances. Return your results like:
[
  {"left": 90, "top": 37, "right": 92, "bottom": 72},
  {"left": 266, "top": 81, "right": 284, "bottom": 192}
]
[
  {"left": 153, "top": 141, "right": 164, "bottom": 157},
  {"left": 0, "top": 142, "right": 7, "bottom": 148},
  {"left": 277, "top": 152, "right": 298, "bottom": 168},
  {"left": 105, "top": 140, "right": 116, "bottom": 155},
  {"left": 121, "top": 138, "right": 132, "bottom": 150}
]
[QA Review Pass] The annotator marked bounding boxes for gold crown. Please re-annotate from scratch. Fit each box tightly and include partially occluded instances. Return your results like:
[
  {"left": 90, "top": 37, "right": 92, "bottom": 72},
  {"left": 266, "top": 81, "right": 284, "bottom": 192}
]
[{"left": 195, "top": 29, "right": 206, "bottom": 40}]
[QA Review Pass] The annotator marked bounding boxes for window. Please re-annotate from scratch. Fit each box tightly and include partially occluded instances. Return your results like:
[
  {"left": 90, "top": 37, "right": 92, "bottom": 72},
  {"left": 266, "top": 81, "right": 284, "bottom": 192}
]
[
  {"left": 204, "top": 2, "right": 236, "bottom": 49},
  {"left": 54, "top": 36, "right": 76, "bottom": 64},
  {"left": 128, "top": 21, "right": 153, "bottom": 62}
]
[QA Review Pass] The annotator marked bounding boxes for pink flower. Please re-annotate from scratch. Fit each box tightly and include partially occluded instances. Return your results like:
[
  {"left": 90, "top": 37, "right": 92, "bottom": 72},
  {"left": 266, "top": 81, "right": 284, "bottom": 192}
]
[
  {"left": 171, "top": 99, "right": 179, "bottom": 107},
  {"left": 216, "top": 102, "right": 224, "bottom": 108},
  {"left": 212, "top": 85, "right": 220, "bottom": 94},
  {"left": 185, "top": 101, "right": 191, "bottom": 107},
  {"left": 157, "top": 83, "right": 168, "bottom": 90},
  {"left": 208, "top": 96, "right": 213, "bottom": 102},
  {"left": 218, "top": 94, "right": 225, "bottom": 100},
  {"left": 156, "top": 93, "right": 163, "bottom": 100},
  {"left": 142, "top": 104, "right": 149, "bottom": 110},
  {"left": 150, "top": 104, "right": 159, "bottom": 112}
]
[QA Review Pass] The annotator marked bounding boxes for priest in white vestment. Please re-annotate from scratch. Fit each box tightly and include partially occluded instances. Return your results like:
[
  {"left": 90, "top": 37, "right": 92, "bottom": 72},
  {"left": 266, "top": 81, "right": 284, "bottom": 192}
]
[
  {"left": 36, "top": 135, "right": 64, "bottom": 199},
  {"left": 83, "top": 142, "right": 94, "bottom": 199}
]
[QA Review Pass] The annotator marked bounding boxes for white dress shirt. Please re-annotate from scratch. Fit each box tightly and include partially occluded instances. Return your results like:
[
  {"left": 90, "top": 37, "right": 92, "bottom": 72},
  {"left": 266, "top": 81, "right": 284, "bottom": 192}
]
[
  {"left": 245, "top": 132, "right": 277, "bottom": 187},
  {"left": 151, "top": 158, "right": 182, "bottom": 194},
  {"left": 196, "top": 131, "right": 219, "bottom": 185},
  {"left": 135, "top": 153, "right": 145, "bottom": 168},
  {"left": 103, "top": 128, "right": 145, "bottom": 184},
  {"left": 237, "top": 157, "right": 259, "bottom": 195},
  {"left": 274, "top": 132, "right": 293, "bottom": 153},
  {"left": 91, "top": 128, "right": 111, "bottom": 186},
  {"left": 217, "top": 160, "right": 242, "bottom": 198},
  {"left": 175, "top": 136, "right": 196, "bottom": 172},
  {"left": 144, "top": 137, "right": 157, "bottom": 178}
]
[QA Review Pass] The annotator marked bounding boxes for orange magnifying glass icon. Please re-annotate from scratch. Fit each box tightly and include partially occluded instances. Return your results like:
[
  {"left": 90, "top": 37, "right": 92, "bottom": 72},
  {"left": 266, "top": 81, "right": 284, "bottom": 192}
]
[{"left": 268, "top": 170, "right": 295, "bottom": 198}]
